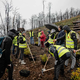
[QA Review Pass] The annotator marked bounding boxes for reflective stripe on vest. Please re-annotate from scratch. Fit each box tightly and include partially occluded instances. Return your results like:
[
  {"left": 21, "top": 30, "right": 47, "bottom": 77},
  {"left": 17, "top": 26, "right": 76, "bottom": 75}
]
[
  {"left": 29, "top": 31, "right": 34, "bottom": 37},
  {"left": 48, "top": 33, "right": 56, "bottom": 44},
  {"left": 38, "top": 32, "right": 41, "bottom": 37},
  {"left": 66, "top": 31, "right": 76, "bottom": 48},
  {"left": 49, "top": 45, "right": 70, "bottom": 58},
  {"left": 19, "top": 37, "right": 27, "bottom": 48},
  {"left": 14, "top": 36, "right": 18, "bottom": 46},
  {"left": 49, "top": 48, "right": 54, "bottom": 57}
]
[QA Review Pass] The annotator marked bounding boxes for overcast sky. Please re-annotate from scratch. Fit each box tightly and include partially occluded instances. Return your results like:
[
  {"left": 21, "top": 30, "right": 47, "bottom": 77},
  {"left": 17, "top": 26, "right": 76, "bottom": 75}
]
[{"left": 0, "top": 0, "right": 80, "bottom": 30}]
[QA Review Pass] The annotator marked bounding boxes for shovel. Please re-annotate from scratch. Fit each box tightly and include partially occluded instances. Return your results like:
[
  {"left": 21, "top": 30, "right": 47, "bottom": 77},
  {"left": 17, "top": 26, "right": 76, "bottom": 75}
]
[
  {"left": 41, "top": 54, "right": 50, "bottom": 75},
  {"left": 42, "top": 67, "right": 54, "bottom": 74}
]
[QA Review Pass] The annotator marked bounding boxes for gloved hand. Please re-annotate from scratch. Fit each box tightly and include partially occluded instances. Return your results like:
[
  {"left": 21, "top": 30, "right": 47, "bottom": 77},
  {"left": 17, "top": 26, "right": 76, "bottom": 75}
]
[{"left": 55, "top": 60, "right": 58, "bottom": 65}]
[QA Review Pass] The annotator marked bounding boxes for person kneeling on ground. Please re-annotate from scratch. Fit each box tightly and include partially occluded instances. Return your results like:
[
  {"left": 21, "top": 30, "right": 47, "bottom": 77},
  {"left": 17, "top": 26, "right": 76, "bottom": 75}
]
[{"left": 45, "top": 43, "right": 70, "bottom": 80}]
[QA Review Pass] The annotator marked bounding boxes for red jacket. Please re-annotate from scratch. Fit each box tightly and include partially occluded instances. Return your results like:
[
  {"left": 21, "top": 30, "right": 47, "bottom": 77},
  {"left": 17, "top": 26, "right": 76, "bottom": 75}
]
[{"left": 40, "top": 31, "right": 46, "bottom": 41}]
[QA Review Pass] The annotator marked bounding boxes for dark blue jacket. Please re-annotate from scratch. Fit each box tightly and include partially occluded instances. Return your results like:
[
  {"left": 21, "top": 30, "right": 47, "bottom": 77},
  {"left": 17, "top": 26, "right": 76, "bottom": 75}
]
[{"left": 56, "top": 30, "right": 65, "bottom": 45}]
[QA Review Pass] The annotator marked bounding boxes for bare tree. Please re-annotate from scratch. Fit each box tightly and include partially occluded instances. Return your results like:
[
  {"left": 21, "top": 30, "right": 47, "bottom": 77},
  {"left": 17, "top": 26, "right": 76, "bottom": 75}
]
[
  {"left": 30, "top": 16, "right": 34, "bottom": 30},
  {"left": 22, "top": 19, "right": 27, "bottom": 28},
  {"left": 12, "top": 8, "right": 18, "bottom": 29},
  {"left": 48, "top": 2, "right": 51, "bottom": 23},
  {"left": 0, "top": 13, "right": 5, "bottom": 35},
  {"left": 16, "top": 13, "right": 21, "bottom": 30},
  {"left": 2, "top": 0, "right": 13, "bottom": 33},
  {"left": 55, "top": 12, "right": 59, "bottom": 22},
  {"left": 59, "top": 10, "right": 63, "bottom": 21},
  {"left": 70, "top": 7, "right": 74, "bottom": 18}
]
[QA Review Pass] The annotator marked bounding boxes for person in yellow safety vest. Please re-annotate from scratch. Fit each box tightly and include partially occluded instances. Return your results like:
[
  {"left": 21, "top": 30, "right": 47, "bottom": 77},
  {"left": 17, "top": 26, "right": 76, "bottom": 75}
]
[
  {"left": 19, "top": 31, "right": 27, "bottom": 65},
  {"left": 53, "top": 25, "right": 77, "bottom": 73},
  {"left": 63, "top": 25, "right": 77, "bottom": 73},
  {"left": 12, "top": 36, "right": 16, "bottom": 55},
  {"left": 48, "top": 29, "right": 56, "bottom": 44},
  {"left": 45, "top": 44, "right": 70, "bottom": 80},
  {"left": 45, "top": 29, "right": 56, "bottom": 47},
  {"left": 29, "top": 30, "right": 34, "bottom": 44},
  {"left": 37, "top": 29, "right": 41, "bottom": 46},
  {"left": 15, "top": 32, "right": 22, "bottom": 59},
  {"left": 13, "top": 34, "right": 19, "bottom": 58}
]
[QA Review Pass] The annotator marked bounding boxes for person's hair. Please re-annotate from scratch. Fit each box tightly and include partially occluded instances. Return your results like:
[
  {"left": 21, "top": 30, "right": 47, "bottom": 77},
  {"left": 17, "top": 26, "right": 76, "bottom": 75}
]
[{"left": 59, "top": 26, "right": 63, "bottom": 30}]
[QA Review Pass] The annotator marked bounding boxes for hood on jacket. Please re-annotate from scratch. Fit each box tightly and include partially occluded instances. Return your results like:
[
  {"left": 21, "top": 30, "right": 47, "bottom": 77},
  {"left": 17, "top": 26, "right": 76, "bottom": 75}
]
[
  {"left": 41, "top": 31, "right": 44, "bottom": 34},
  {"left": 63, "top": 25, "right": 71, "bottom": 32},
  {"left": 8, "top": 29, "right": 18, "bottom": 40}
]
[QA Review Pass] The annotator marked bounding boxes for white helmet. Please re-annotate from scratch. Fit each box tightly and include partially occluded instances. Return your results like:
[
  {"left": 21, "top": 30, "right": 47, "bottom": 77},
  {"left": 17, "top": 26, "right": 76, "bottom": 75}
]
[{"left": 51, "top": 29, "right": 56, "bottom": 33}]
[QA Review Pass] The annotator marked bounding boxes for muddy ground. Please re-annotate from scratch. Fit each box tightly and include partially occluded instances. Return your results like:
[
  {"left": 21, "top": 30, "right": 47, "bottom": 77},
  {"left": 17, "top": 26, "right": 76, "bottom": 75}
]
[{"left": 1, "top": 43, "right": 77, "bottom": 80}]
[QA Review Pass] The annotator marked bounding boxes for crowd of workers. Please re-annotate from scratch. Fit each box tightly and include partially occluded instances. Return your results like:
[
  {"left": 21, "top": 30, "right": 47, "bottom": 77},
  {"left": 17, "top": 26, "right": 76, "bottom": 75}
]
[{"left": 0, "top": 24, "right": 78, "bottom": 80}]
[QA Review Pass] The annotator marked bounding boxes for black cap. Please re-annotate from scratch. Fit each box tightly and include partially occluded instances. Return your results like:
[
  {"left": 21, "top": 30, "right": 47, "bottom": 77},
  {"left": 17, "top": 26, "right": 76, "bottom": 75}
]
[
  {"left": 63, "top": 25, "right": 71, "bottom": 31},
  {"left": 10, "top": 29, "right": 19, "bottom": 35}
]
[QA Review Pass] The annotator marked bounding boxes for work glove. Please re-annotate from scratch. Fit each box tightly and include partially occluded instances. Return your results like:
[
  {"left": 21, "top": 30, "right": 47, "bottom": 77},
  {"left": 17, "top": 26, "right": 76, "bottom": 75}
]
[{"left": 55, "top": 60, "right": 58, "bottom": 65}]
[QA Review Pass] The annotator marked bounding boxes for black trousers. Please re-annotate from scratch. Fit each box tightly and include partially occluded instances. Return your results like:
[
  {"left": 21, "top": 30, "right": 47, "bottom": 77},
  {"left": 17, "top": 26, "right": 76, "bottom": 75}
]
[
  {"left": 53, "top": 52, "right": 70, "bottom": 80},
  {"left": 0, "top": 62, "right": 13, "bottom": 80},
  {"left": 54, "top": 61, "right": 64, "bottom": 80}
]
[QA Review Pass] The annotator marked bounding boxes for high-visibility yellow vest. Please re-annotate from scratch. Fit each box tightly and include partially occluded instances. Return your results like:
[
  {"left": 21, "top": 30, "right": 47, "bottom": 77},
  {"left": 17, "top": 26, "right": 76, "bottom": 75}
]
[
  {"left": 12, "top": 37, "right": 16, "bottom": 45},
  {"left": 14, "top": 36, "right": 18, "bottom": 46},
  {"left": 38, "top": 32, "right": 41, "bottom": 37},
  {"left": 19, "top": 33, "right": 22, "bottom": 36},
  {"left": 66, "top": 30, "right": 76, "bottom": 48},
  {"left": 49, "top": 45, "right": 70, "bottom": 58},
  {"left": 48, "top": 33, "right": 56, "bottom": 44},
  {"left": 29, "top": 31, "right": 34, "bottom": 37},
  {"left": 19, "top": 36, "right": 27, "bottom": 48}
]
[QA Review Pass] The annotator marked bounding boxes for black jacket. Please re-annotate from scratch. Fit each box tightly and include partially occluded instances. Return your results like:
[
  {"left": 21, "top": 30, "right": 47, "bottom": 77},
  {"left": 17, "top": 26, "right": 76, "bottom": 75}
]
[{"left": 0, "top": 37, "right": 12, "bottom": 68}]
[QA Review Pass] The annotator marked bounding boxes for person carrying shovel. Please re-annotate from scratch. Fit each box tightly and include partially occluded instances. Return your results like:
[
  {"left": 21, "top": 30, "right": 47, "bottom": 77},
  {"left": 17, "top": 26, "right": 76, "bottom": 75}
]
[{"left": 45, "top": 44, "right": 71, "bottom": 80}]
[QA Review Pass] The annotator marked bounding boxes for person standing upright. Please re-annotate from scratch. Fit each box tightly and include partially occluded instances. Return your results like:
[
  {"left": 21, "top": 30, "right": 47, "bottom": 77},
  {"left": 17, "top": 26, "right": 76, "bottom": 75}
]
[
  {"left": 45, "top": 30, "right": 50, "bottom": 42},
  {"left": 37, "top": 29, "right": 41, "bottom": 46},
  {"left": 40, "top": 31, "right": 46, "bottom": 49},
  {"left": 29, "top": 30, "right": 34, "bottom": 44},
  {"left": 63, "top": 25, "right": 77, "bottom": 73},
  {"left": 19, "top": 31, "right": 27, "bottom": 64},
  {"left": 56, "top": 26, "right": 65, "bottom": 46}
]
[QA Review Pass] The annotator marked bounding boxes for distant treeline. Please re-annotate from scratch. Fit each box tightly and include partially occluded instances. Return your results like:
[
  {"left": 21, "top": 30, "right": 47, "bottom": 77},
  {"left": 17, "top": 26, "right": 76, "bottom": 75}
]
[{"left": 30, "top": 7, "right": 80, "bottom": 29}]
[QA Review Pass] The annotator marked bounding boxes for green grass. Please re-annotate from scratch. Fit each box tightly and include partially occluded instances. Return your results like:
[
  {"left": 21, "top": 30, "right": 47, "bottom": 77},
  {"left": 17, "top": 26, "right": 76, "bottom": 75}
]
[{"left": 55, "top": 15, "right": 80, "bottom": 27}]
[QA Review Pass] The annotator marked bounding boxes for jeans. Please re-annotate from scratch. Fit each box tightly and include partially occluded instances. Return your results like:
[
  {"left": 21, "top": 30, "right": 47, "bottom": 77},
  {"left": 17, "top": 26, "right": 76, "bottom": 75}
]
[
  {"left": 65, "top": 48, "right": 76, "bottom": 69},
  {"left": 20, "top": 48, "right": 24, "bottom": 60},
  {"left": 12, "top": 44, "right": 15, "bottom": 54},
  {"left": 30, "top": 37, "right": 34, "bottom": 44}
]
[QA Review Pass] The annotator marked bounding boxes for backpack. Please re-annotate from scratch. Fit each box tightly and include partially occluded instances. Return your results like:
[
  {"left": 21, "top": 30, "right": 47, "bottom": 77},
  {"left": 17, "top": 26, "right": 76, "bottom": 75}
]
[
  {"left": 19, "top": 69, "right": 30, "bottom": 77},
  {"left": 19, "top": 36, "right": 24, "bottom": 43},
  {"left": 0, "top": 37, "right": 5, "bottom": 58},
  {"left": 19, "top": 36, "right": 26, "bottom": 43}
]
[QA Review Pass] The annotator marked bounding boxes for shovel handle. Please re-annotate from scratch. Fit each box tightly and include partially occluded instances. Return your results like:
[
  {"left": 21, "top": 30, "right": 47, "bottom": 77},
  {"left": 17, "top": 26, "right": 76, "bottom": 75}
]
[
  {"left": 76, "top": 49, "right": 80, "bottom": 52},
  {"left": 43, "top": 54, "right": 50, "bottom": 69},
  {"left": 43, "top": 67, "right": 54, "bottom": 72}
]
